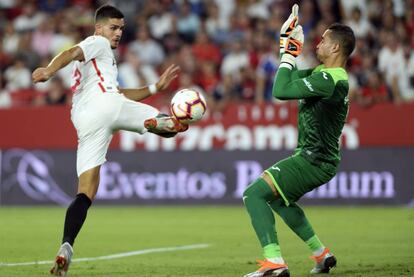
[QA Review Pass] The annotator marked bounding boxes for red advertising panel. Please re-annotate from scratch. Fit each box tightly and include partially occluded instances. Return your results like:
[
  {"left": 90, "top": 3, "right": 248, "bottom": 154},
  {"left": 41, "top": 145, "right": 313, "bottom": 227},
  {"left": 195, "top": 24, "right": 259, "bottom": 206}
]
[{"left": 0, "top": 102, "right": 413, "bottom": 150}]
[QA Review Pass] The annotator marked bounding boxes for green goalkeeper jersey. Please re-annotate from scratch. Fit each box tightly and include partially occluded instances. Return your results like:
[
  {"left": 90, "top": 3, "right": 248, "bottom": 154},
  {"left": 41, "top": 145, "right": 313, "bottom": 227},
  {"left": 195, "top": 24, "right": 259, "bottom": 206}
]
[{"left": 272, "top": 64, "right": 349, "bottom": 167}]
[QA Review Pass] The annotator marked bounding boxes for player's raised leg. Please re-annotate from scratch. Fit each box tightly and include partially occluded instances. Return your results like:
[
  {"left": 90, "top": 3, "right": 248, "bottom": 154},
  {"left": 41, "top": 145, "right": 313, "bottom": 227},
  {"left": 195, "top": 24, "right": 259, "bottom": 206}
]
[
  {"left": 112, "top": 96, "right": 188, "bottom": 138},
  {"left": 242, "top": 178, "right": 289, "bottom": 277},
  {"left": 50, "top": 166, "right": 100, "bottom": 276},
  {"left": 144, "top": 114, "right": 188, "bottom": 136}
]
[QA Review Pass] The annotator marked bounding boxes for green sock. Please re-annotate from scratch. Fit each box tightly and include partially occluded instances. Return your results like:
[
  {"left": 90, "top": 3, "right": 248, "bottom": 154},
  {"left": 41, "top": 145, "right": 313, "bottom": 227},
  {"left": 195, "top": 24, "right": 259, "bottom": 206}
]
[
  {"left": 263, "top": 243, "right": 282, "bottom": 259},
  {"left": 306, "top": 235, "right": 325, "bottom": 254},
  {"left": 243, "top": 178, "right": 281, "bottom": 258},
  {"left": 269, "top": 198, "right": 324, "bottom": 253}
]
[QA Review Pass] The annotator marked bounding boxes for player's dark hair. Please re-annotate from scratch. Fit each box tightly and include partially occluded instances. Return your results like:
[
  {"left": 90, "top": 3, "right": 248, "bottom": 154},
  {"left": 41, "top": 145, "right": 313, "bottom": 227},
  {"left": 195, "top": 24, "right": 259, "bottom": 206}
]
[
  {"left": 95, "top": 5, "right": 124, "bottom": 23},
  {"left": 327, "top": 23, "right": 356, "bottom": 58}
]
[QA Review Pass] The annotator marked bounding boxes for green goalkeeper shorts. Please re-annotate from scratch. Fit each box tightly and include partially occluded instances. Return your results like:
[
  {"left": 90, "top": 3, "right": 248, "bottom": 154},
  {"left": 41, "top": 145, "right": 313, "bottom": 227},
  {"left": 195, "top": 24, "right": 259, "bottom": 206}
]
[{"left": 264, "top": 154, "right": 337, "bottom": 206}]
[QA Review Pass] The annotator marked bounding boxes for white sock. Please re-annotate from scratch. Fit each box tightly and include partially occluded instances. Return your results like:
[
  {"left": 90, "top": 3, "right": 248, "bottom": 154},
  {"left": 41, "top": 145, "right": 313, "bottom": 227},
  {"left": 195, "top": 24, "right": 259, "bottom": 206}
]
[
  {"left": 313, "top": 247, "right": 325, "bottom": 257},
  {"left": 266, "top": 257, "right": 285, "bottom": 264}
]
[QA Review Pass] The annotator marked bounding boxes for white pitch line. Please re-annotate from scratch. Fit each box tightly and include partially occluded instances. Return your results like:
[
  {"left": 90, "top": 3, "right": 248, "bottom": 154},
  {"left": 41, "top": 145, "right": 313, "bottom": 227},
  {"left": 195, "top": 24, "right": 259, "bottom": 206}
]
[{"left": 0, "top": 243, "right": 209, "bottom": 267}]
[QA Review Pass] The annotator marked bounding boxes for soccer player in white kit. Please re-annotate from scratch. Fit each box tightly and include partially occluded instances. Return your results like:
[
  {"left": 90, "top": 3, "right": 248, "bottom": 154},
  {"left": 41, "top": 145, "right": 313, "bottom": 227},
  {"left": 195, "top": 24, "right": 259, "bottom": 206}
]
[{"left": 32, "top": 5, "right": 188, "bottom": 276}]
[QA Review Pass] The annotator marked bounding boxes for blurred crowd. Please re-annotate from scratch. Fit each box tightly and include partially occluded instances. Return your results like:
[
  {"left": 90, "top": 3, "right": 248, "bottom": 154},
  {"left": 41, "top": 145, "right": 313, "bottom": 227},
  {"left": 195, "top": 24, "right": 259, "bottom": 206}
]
[{"left": 1, "top": 0, "right": 414, "bottom": 111}]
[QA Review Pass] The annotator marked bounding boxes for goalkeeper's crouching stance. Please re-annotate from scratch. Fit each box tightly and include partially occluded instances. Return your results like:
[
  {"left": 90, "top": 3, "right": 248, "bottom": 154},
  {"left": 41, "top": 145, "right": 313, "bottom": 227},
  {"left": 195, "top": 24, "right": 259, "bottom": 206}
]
[{"left": 242, "top": 4, "right": 355, "bottom": 277}]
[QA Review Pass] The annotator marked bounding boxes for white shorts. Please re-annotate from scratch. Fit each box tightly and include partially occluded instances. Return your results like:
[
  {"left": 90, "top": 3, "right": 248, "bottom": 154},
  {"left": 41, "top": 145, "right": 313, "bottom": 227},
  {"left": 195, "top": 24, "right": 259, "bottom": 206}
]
[{"left": 71, "top": 92, "right": 159, "bottom": 176}]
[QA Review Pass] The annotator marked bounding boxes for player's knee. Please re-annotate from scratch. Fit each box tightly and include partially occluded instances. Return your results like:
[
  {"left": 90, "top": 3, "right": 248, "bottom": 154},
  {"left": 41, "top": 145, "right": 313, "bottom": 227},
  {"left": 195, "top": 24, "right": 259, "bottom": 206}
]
[
  {"left": 77, "top": 179, "right": 99, "bottom": 201},
  {"left": 243, "top": 178, "right": 273, "bottom": 202},
  {"left": 77, "top": 187, "right": 96, "bottom": 201}
]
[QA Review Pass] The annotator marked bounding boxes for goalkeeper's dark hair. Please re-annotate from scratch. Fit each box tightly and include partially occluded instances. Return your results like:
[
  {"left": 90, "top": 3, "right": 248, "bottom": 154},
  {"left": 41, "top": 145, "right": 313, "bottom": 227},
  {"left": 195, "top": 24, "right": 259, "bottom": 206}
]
[
  {"left": 328, "top": 23, "right": 355, "bottom": 58},
  {"left": 95, "top": 5, "right": 124, "bottom": 23}
]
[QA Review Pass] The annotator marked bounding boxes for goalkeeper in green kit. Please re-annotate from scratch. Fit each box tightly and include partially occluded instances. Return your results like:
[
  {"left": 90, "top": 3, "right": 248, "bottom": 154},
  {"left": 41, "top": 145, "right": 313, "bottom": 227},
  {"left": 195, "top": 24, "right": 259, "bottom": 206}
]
[{"left": 243, "top": 4, "right": 355, "bottom": 277}]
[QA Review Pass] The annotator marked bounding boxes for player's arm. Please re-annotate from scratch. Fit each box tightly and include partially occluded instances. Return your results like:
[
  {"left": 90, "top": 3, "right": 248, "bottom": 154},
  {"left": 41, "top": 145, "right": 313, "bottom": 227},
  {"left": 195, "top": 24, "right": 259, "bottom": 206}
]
[
  {"left": 120, "top": 64, "right": 180, "bottom": 101},
  {"left": 274, "top": 24, "right": 335, "bottom": 99},
  {"left": 32, "top": 46, "right": 84, "bottom": 83},
  {"left": 292, "top": 68, "right": 314, "bottom": 79},
  {"left": 120, "top": 86, "right": 157, "bottom": 101},
  {"left": 272, "top": 67, "right": 335, "bottom": 99}
]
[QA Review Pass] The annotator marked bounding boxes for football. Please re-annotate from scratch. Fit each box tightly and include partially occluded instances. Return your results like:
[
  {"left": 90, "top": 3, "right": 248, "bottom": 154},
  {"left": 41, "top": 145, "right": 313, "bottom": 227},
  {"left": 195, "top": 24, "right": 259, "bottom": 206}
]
[{"left": 170, "top": 89, "right": 207, "bottom": 124}]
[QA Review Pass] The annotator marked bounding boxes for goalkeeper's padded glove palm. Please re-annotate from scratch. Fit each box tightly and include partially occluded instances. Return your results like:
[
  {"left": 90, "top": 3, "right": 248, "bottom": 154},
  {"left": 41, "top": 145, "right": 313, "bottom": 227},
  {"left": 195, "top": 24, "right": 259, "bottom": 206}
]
[
  {"left": 280, "top": 25, "right": 304, "bottom": 68},
  {"left": 280, "top": 4, "right": 299, "bottom": 56}
]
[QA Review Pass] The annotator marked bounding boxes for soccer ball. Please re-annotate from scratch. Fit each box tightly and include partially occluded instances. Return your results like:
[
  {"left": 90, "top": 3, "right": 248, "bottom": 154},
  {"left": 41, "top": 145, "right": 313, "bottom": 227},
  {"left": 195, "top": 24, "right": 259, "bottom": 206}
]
[{"left": 170, "top": 88, "right": 207, "bottom": 124}]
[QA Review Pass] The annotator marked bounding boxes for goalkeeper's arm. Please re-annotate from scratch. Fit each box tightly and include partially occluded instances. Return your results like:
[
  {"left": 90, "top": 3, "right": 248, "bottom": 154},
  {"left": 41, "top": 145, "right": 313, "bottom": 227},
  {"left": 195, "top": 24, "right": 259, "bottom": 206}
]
[
  {"left": 272, "top": 67, "right": 335, "bottom": 100},
  {"left": 272, "top": 25, "right": 335, "bottom": 100}
]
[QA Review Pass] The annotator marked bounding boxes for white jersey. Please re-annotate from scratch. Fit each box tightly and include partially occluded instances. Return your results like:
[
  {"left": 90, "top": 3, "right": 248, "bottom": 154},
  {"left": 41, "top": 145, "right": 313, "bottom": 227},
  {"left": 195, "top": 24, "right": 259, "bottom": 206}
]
[
  {"left": 71, "top": 35, "right": 119, "bottom": 106},
  {"left": 69, "top": 35, "right": 159, "bottom": 177}
]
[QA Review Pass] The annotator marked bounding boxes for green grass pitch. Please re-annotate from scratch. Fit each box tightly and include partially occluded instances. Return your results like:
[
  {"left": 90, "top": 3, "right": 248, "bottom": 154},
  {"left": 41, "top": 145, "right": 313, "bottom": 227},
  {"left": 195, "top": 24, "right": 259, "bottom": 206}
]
[{"left": 0, "top": 206, "right": 413, "bottom": 277}]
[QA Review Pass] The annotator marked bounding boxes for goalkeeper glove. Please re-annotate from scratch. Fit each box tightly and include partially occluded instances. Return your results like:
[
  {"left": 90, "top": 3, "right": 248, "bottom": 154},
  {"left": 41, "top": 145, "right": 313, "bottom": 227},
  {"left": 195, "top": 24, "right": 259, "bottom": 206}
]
[
  {"left": 280, "top": 4, "right": 299, "bottom": 56},
  {"left": 280, "top": 25, "right": 304, "bottom": 68}
]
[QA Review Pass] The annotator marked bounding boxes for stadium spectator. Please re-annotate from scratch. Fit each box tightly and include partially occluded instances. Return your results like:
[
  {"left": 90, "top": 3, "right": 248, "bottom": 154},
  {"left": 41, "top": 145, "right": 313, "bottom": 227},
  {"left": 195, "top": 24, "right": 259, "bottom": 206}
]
[
  {"left": 161, "top": 16, "right": 183, "bottom": 54},
  {"left": 118, "top": 49, "right": 159, "bottom": 88},
  {"left": 197, "top": 60, "right": 220, "bottom": 97},
  {"left": 0, "top": 75, "right": 12, "bottom": 108},
  {"left": 204, "top": 2, "right": 230, "bottom": 44},
  {"left": 128, "top": 26, "right": 165, "bottom": 67},
  {"left": 31, "top": 17, "right": 54, "bottom": 58},
  {"left": 345, "top": 7, "right": 373, "bottom": 38},
  {"left": 0, "top": 0, "right": 413, "bottom": 110},
  {"left": 398, "top": 46, "right": 414, "bottom": 102},
  {"left": 176, "top": 44, "right": 197, "bottom": 75},
  {"left": 4, "top": 56, "right": 32, "bottom": 91},
  {"left": 246, "top": 0, "right": 270, "bottom": 20},
  {"left": 13, "top": 2, "right": 45, "bottom": 32},
  {"left": 220, "top": 39, "right": 250, "bottom": 78},
  {"left": 178, "top": 71, "right": 204, "bottom": 95},
  {"left": 255, "top": 34, "right": 279, "bottom": 103},
  {"left": 38, "top": 0, "right": 67, "bottom": 14},
  {"left": 15, "top": 31, "right": 41, "bottom": 70},
  {"left": 2, "top": 22, "right": 20, "bottom": 55},
  {"left": 147, "top": 1, "right": 175, "bottom": 40},
  {"left": 191, "top": 30, "right": 221, "bottom": 65},
  {"left": 176, "top": 1, "right": 201, "bottom": 43},
  {"left": 33, "top": 76, "right": 68, "bottom": 106},
  {"left": 378, "top": 31, "right": 405, "bottom": 104},
  {"left": 357, "top": 71, "right": 389, "bottom": 107},
  {"left": 50, "top": 21, "right": 77, "bottom": 57}
]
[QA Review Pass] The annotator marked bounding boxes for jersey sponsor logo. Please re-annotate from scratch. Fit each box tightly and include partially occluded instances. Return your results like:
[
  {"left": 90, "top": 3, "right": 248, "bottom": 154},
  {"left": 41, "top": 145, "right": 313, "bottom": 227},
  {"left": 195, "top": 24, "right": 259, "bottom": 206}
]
[{"left": 303, "top": 78, "right": 314, "bottom": 91}]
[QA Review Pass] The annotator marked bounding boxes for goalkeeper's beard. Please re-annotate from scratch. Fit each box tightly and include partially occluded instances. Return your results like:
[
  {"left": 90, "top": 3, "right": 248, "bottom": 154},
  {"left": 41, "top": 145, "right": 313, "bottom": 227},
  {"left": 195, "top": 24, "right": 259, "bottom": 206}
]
[{"left": 316, "top": 51, "right": 324, "bottom": 63}]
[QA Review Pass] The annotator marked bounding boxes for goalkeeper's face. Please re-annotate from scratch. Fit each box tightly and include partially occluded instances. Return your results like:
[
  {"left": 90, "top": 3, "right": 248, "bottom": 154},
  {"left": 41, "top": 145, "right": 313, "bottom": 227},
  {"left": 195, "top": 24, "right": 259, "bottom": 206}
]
[{"left": 316, "top": 30, "right": 335, "bottom": 62}]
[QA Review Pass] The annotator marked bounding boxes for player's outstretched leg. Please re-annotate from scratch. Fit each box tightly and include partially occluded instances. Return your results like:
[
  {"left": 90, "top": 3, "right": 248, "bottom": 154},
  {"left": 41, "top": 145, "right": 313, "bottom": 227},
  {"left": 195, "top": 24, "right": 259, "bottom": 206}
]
[
  {"left": 50, "top": 242, "right": 73, "bottom": 276},
  {"left": 144, "top": 114, "right": 188, "bottom": 137},
  {"left": 268, "top": 199, "right": 336, "bottom": 274},
  {"left": 242, "top": 178, "right": 289, "bottom": 277}
]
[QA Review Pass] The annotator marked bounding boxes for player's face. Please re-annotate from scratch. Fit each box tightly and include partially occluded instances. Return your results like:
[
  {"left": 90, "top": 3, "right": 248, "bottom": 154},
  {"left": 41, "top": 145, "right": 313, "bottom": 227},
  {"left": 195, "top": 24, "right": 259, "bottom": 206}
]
[
  {"left": 96, "top": 18, "right": 125, "bottom": 49},
  {"left": 316, "top": 30, "right": 334, "bottom": 62}
]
